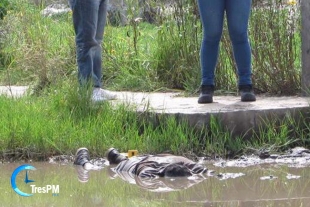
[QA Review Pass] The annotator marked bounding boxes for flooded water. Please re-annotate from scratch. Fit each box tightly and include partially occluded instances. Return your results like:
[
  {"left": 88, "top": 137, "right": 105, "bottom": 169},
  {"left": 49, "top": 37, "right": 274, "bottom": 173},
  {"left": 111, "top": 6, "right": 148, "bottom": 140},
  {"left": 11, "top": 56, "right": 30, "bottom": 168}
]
[{"left": 1, "top": 161, "right": 310, "bottom": 207}]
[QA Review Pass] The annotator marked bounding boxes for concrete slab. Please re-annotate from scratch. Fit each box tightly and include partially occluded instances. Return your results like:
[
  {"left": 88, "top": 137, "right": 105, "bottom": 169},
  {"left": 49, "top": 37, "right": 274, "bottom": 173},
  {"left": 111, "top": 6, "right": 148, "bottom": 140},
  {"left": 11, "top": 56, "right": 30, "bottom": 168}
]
[
  {"left": 116, "top": 91, "right": 310, "bottom": 137},
  {"left": 116, "top": 91, "right": 310, "bottom": 114},
  {"left": 0, "top": 86, "right": 29, "bottom": 97},
  {"left": 1, "top": 86, "right": 309, "bottom": 137}
]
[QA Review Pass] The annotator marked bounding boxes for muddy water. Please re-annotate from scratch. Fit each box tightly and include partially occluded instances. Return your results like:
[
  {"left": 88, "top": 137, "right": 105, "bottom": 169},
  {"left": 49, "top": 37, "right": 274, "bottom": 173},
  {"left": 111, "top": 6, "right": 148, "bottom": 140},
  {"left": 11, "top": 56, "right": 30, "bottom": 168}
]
[{"left": 1, "top": 162, "right": 310, "bottom": 207}]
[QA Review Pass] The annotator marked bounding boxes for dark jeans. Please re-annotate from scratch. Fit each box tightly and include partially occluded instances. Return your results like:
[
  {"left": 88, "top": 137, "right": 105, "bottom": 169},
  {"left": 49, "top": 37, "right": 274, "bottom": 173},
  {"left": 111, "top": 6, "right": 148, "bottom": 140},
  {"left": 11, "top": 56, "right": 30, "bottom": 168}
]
[
  {"left": 197, "top": 0, "right": 252, "bottom": 86},
  {"left": 69, "top": 0, "right": 108, "bottom": 88}
]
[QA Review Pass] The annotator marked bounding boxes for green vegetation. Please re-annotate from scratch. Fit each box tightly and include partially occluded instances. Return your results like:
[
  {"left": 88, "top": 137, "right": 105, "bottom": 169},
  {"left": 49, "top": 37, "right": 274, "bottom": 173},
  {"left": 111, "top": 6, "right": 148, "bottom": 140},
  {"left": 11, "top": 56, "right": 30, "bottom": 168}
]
[
  {"left": 0, "top": 83, "right": 204, "bottom": 159},
  {"left": 0, "top": 0, "right": 308, "bottom": 160},
  {"left": 0, "top": 0, "right": 301, "bottom": 94},
  {"left": 1, "top": 83, "right": 310, "bottom": 160},
  {"left": 0, "top": 0, "right": 10, "bottom": 20}
]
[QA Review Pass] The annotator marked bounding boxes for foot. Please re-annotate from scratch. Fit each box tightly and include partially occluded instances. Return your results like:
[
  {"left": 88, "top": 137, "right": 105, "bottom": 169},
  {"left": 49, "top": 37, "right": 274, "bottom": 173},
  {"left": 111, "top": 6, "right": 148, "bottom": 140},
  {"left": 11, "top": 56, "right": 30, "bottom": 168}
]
[
  {"left": 239, "top": 85, "right": 256, "bottom": 102},
  {"left": 74, "top": 148, "right": 90, "bottom": 166},
  {"left": 92, "top": 88, "right": 117, "bottom": 102},
  {"left": 198, "top": 85, "right": 214, "bottom": 104},
  {"left": 106, "top": 148, "right": 127, "bottom": 164}
]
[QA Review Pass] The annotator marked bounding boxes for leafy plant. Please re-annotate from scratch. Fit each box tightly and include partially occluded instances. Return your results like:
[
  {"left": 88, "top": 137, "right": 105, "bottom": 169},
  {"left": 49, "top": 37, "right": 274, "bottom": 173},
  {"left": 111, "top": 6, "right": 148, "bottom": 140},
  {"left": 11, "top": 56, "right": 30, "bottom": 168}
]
[{"left": 0, "top": 0, "right": 10, "bottom": 20}]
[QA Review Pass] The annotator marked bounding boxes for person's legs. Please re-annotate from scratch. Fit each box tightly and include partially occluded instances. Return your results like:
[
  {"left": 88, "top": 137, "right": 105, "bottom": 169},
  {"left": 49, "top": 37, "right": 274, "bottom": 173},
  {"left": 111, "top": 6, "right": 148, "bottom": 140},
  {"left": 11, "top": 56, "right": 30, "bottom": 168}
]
[
  {"left": 198, "top": 0, "right": 225, "bottom": 86},
  {"left": 74, "top": 147, "right": 105, "bottom": 183},
  {"left": 226, "top": 0, "right": 252, "bottom": 86},
  {"left": 91, "top": 0, "right": 118, "bottom": 101},
  {"left": 71, "top": 0, "right": 116, "bottom": 101},
  {"left": 106, "top": 148, "right": 128, "bottom": 164},
  {"left": 71, "top": 0, "right": 104, "bottom": 88},
  {"left": 226, "top": 0, "right": 255, "bottom": 102},
  {"left": 74, "top": 148, "right": 105, "bottom": 170},
  {"left": 93, "top": 0, "right": 108, "bottom": 88},
  {"left": 197, "top": 0, "right": 225, "bottom": 103},
  {"left": 74, "top": 148, "right": 90, "bottom": 166}
]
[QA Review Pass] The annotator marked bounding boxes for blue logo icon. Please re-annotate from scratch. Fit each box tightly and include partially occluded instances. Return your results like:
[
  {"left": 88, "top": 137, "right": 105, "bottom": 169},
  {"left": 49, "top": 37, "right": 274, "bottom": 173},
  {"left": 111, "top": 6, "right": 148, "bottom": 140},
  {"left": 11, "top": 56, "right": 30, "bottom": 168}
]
[{"left": 11, "top": 164, "right": 36, "bottom": 197}]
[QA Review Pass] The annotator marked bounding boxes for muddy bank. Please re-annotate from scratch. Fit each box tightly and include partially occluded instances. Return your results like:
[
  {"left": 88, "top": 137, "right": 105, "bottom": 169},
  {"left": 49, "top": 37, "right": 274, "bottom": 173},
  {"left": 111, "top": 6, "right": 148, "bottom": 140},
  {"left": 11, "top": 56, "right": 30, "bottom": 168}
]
[
  {"left": 3, "top": 147, "right": 310, "bottom": 168},
  {"left": 6, "top": 146, "right": 309, "bottom": 169},
  {"left": 213, "top": 147, "right": 310, "bottom": 168}
]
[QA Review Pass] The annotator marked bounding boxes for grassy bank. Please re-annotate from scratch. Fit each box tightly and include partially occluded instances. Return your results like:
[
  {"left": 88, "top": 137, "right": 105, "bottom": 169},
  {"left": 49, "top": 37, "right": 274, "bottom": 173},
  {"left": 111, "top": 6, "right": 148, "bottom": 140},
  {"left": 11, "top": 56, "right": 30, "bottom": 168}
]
[
  {"left": 0, "top": 0, "right": 308, "bottom": 160},
  {"left": 1, "top": 83, "right": 310, "bottom": 161}
]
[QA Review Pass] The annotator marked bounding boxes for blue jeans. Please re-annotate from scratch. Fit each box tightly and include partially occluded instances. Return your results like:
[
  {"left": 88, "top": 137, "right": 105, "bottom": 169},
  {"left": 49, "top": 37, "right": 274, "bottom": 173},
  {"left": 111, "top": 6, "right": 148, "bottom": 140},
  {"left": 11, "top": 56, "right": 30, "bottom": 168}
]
[
  {"left": 197, "top": 0, "right": 252, "bottom": 86},
  {"left": 69, "top": 0, "right": 108, "bottom": 88}
]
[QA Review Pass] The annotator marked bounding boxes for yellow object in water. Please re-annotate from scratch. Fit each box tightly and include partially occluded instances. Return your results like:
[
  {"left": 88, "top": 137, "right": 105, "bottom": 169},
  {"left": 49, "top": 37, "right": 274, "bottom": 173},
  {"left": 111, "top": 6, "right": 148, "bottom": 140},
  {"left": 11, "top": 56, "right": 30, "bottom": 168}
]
[{"left": 128, "top": 150, "right": 138, "bottom": 158}]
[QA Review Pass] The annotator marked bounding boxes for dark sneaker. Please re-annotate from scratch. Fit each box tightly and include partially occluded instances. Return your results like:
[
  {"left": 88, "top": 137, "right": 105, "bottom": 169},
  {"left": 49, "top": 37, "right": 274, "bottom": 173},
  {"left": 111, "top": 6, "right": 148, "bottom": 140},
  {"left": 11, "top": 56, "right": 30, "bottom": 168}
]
[
  {"left": 239, "top": 85, "right": 256, "bottom": 102},
  {"left": 198, "top": 85, "right": 214, "bottom": 104},
  {"left": 106, "top": 148, "right": 127, "bottom": 165},
  {"left": 74, "top": 148, "right": 90, "bottom": 166}
]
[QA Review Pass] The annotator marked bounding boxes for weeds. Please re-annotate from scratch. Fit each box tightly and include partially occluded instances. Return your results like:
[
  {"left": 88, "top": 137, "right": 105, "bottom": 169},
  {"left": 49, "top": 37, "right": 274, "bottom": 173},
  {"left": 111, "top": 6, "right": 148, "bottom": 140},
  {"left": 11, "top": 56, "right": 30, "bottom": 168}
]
[
  {"left": 0, "top": 0, "right": 302, "bottom": 95},
  {"left": 2, "top": 83, "right": 310, "bottom": 160},
  {"left": 0, "top": 0, "right": 10, "bottom": 20},
  {"left": 153, "top": 0, "right": 201, "bottom": 90},
  {"left": 0, "top": 0, "right": 75, "bottom": 87},
  {"left": 0, "top": 0, "right": 308, "bottom": 159},
  {"left": 0, "top": 81, "right": 203, "bottom": 159},
  {"left": 250, "top": 1, "right": 301, "bottom": 95},
  {"left": 251, "top": 111, "right": 310, "bottom": 153}
]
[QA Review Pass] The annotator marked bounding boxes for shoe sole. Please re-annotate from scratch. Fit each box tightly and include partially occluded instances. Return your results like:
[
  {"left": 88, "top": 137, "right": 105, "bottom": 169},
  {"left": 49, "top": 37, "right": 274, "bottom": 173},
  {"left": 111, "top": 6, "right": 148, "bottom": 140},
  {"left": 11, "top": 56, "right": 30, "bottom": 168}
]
[
  {"left": 91, "top": 97, "right": 117, "bottom": 103},
  {"left": 105, "top": 148, "right": 116, "bottom": 158},
  {"left": 198, "top": 96, "right": 213, "bottom": 104},
  {"left": 241, "top": 98, "right": 256, "bottom": 102},
  {"left": 75, "top": 147, "right": 89, "bottom": 156},
  {"left": 241, "top": 94, "right": 256, "bottom": 102}
]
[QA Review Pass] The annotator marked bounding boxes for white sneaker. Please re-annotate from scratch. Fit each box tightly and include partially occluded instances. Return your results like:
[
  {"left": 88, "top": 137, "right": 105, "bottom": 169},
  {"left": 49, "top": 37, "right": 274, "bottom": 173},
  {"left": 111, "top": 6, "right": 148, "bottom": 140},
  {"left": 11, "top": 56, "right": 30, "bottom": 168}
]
[{"left": 91, "top": 88, "right": 117, "bottom": 102}]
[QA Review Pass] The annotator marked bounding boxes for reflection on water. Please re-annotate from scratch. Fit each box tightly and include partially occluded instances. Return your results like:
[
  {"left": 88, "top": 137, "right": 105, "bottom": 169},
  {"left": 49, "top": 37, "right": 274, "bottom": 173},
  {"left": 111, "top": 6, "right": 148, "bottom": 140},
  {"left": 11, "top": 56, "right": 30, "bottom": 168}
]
[
  {"left": 78, "top": 165, "right": 212, "bottom": 192},
  {"left": 1, "top": 162, "right": 310, "bottom": 207}
]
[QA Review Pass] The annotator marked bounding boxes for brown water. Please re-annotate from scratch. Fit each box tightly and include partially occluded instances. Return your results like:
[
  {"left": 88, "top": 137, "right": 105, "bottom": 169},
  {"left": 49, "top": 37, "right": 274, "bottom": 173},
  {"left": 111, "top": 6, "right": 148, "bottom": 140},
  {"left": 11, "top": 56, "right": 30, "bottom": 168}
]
[{"left": 1, "top": 162, "right": 310, "bottom": 207}]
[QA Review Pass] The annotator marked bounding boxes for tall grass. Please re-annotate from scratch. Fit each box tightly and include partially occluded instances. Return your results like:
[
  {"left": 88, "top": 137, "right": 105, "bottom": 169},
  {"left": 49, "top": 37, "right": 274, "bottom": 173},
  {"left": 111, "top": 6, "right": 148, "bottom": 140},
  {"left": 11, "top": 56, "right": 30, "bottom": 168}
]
[
  {"left": 2, "top": 81, "right": 310, "bottom": 160},
  {"left": 0, "top": 0, "right": 302, "bottom": 95},
  {"left": 0, "top": 81, "right": 205, "bottom": 159},
  {"left": 0, "top": 0, "right": 308, "bottom": 159},
  {"left": 152, "top": 0, "right": 201, "bottom": 91},
  {"left": 250, "top": 1, "right": 301, "bottom": 95},
  {"left": 103, "top": 22, "right": 160, "bottom": 91},
  {"left": 0, "top": 0, "right": 75, "bottom": 88}
]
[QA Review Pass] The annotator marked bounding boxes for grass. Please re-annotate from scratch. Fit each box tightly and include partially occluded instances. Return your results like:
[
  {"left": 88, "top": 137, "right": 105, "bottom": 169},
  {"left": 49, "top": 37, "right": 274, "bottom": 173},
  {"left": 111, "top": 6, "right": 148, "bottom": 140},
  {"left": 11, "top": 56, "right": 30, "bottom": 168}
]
[
  {"left": 0, "top": 1, "right": 75, "bottom": 86},
  {"left": 1, "top": 81, "right": 310, "bottom": 161},
  {"left": 0, "top": 0, "right": 309, "bottom": 160},
  {"left": 0, "top": 82, "right": 205, "bottom": 159},
  {"left": 103, "top": 22, "right": 161, "bottom": 91},
  {"left": 0, "top": 0, "right": 302, "bottom": 94}
]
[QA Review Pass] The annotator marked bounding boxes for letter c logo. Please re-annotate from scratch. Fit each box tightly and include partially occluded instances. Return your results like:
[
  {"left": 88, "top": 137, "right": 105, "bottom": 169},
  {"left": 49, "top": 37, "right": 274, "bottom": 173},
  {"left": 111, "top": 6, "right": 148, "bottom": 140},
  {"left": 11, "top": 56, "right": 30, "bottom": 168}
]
[{"left": 11, "top": 164, "right": 36, "bottom": 197}]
